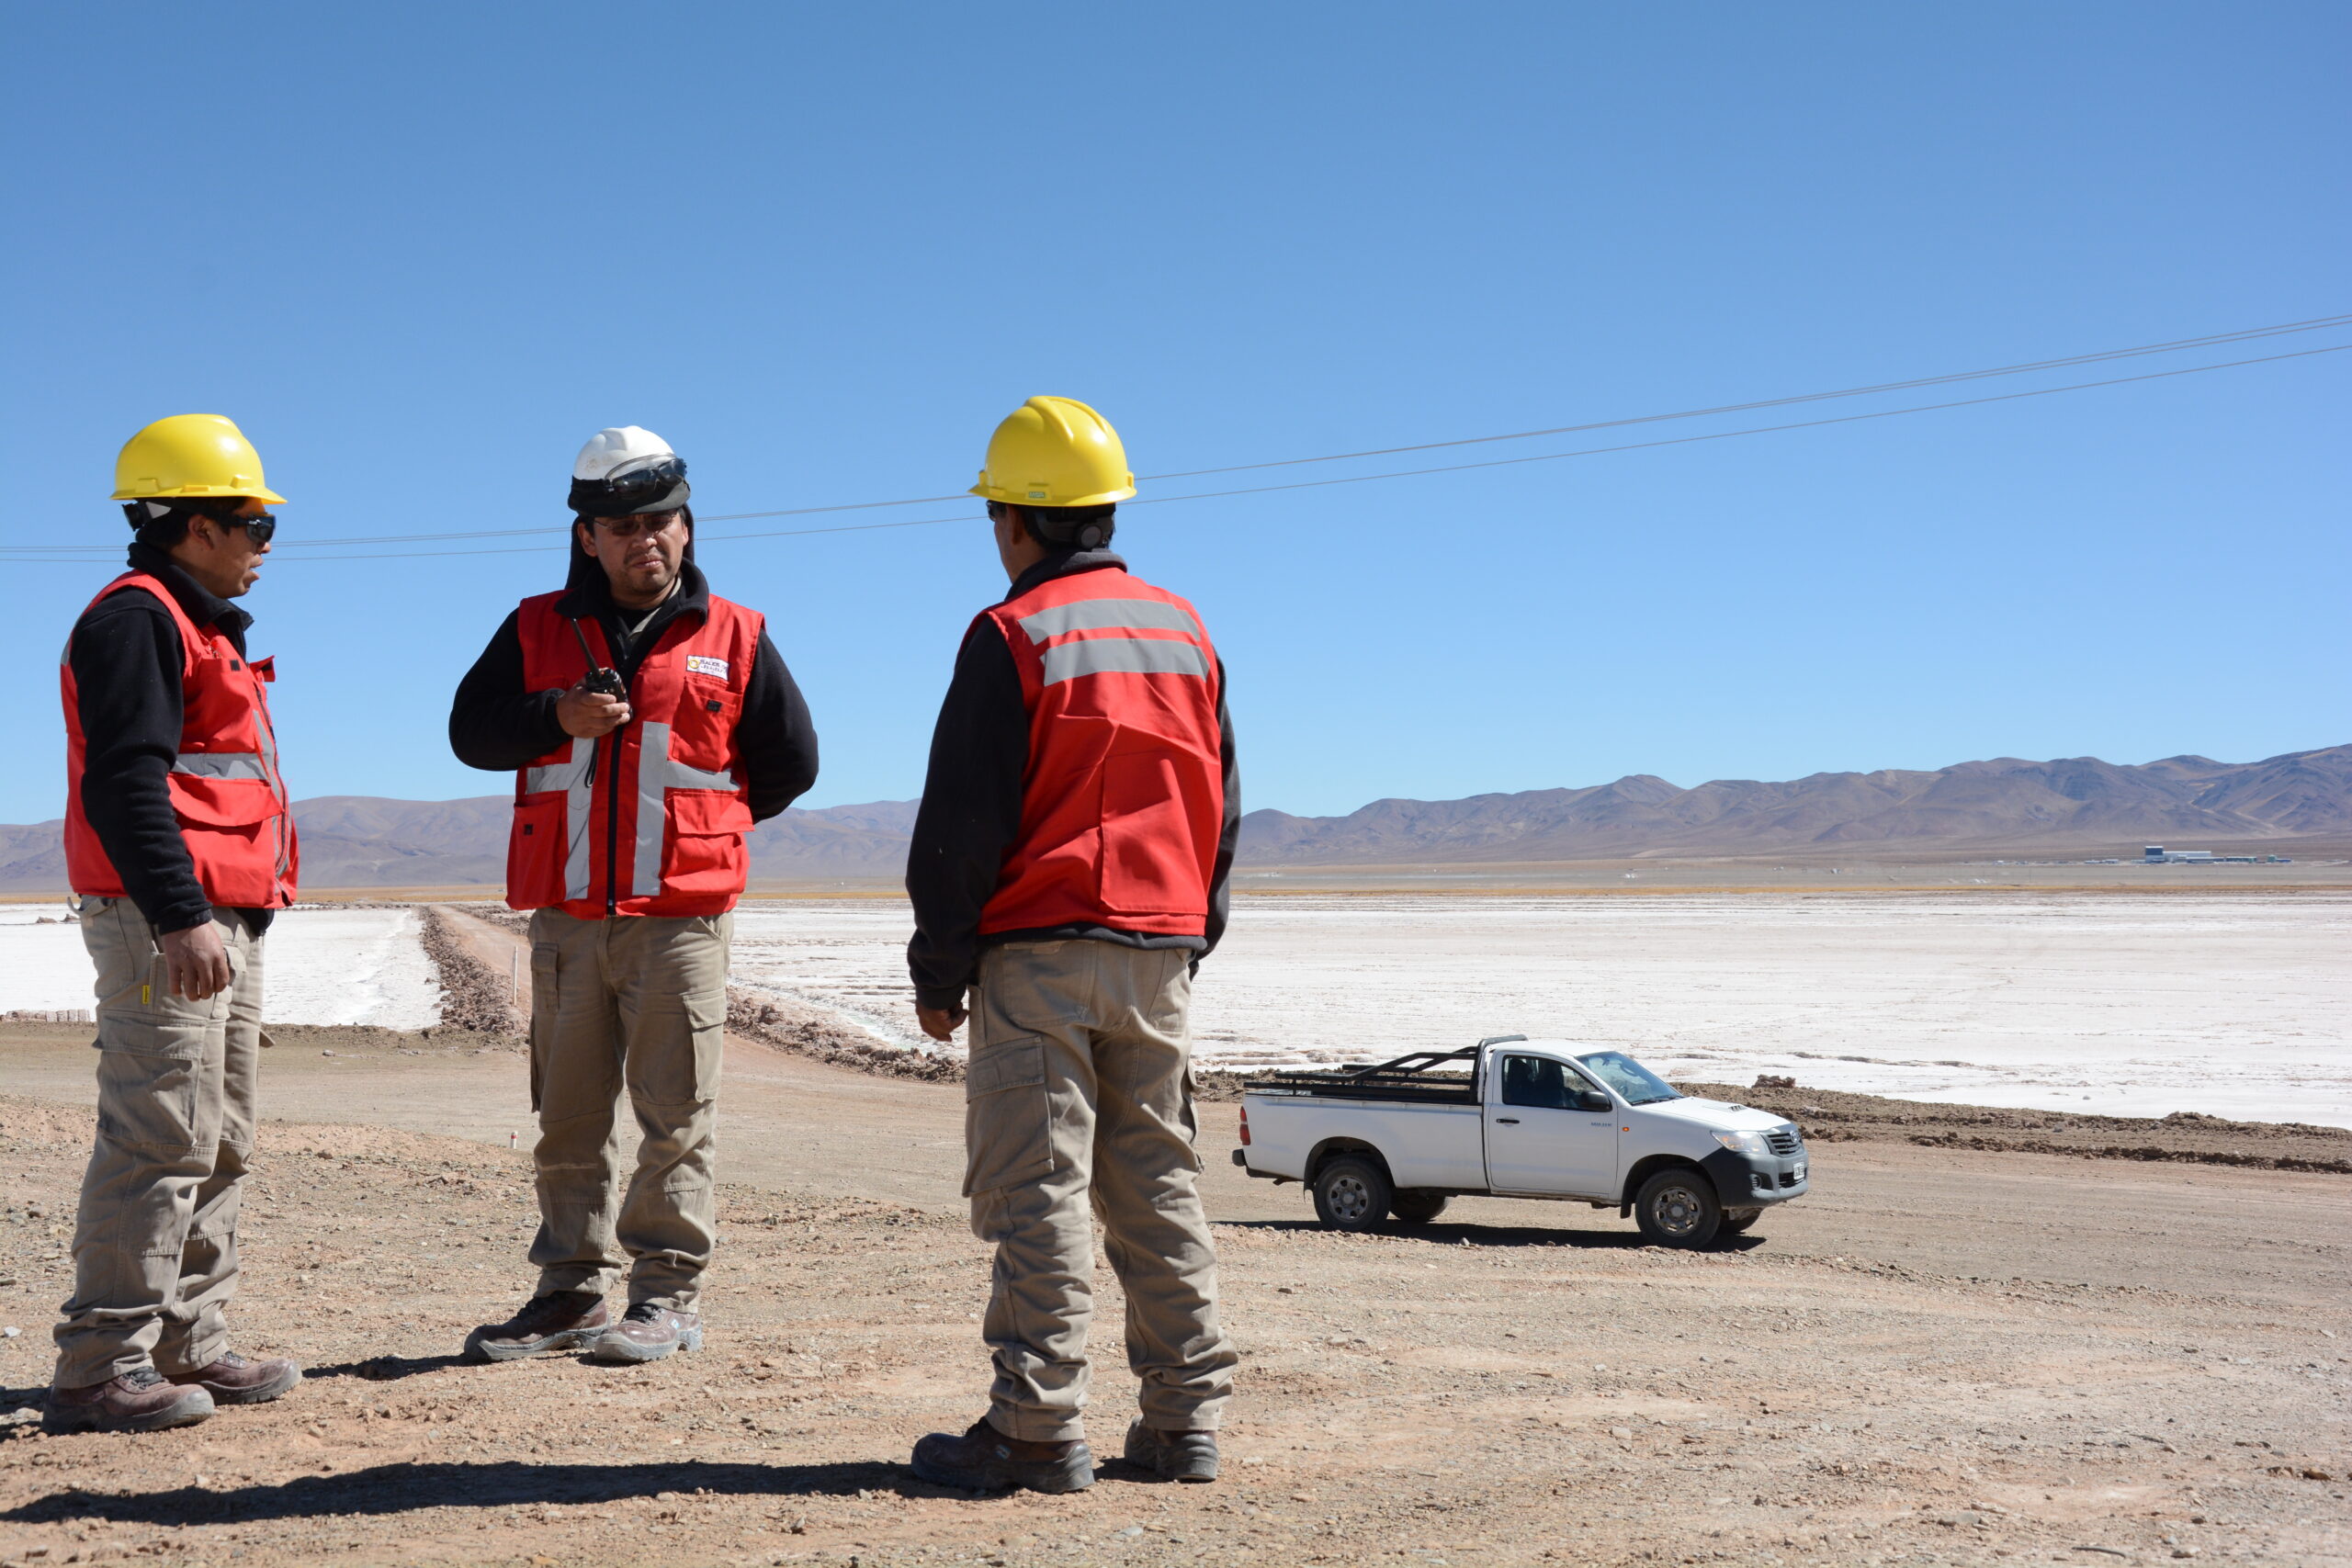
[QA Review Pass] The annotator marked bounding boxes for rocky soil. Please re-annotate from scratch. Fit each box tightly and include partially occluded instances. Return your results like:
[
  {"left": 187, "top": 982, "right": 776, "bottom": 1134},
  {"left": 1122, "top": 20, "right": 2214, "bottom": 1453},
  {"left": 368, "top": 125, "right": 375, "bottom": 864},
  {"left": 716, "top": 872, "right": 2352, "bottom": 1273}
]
[
  {"left": 1698, "top": 1083, "right": 2352, "bottom": 1175},
  {"left": 0, "top": 1068, "right": 2346, "bottom": 1568}
]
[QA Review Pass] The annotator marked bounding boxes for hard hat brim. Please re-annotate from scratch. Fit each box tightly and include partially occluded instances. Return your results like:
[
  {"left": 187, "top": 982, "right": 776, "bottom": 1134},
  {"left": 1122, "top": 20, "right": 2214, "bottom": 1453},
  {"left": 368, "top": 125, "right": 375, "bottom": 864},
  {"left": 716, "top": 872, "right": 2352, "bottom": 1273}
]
[
  {"left": 109, "top": 482, "right": 288, "bottom": 504},
  {"left": 970, "top": 480, "right": 1137, "bottom": 508}
]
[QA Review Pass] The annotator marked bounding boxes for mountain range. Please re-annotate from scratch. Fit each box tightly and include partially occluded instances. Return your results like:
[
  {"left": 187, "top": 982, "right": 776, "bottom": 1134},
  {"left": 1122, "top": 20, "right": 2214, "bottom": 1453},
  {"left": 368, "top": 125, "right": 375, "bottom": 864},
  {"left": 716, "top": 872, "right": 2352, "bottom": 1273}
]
[{"left": 0, "top": 746, "right": 2341, "bottom": 890}]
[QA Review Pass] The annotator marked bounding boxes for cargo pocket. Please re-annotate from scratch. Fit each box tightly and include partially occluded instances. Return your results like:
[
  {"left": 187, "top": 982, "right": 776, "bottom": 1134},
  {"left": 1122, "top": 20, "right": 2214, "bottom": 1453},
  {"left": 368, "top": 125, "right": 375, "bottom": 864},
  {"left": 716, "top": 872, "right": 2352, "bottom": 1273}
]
[
  {"left": 964, "top": 1035, "right": 1053, "bottom": 1197},
  {"left": 680, "top": 986, "right": 729, "bottom": 1103},
  {"left": 94, "top": 1018, "right": 209, "bottom": 1153},
  {"left": 526, "top": 942, "right": 560, "bottom": 1113}
]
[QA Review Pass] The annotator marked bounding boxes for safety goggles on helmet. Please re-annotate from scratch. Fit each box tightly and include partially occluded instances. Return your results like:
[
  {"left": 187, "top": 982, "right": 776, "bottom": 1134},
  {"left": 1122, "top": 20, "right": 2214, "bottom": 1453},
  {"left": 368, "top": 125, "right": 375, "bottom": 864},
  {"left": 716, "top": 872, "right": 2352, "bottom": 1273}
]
[{"left": 569, "top": 457, "right": 689, "bottom": 516}]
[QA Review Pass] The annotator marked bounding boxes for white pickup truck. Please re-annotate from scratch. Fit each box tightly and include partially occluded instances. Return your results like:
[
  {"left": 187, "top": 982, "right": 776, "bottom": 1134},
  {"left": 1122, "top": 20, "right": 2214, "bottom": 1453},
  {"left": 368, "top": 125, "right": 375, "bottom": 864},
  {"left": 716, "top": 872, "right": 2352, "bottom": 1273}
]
[{"left": 1233, "top": 1036, "right": 1808, "bottom": 1248}]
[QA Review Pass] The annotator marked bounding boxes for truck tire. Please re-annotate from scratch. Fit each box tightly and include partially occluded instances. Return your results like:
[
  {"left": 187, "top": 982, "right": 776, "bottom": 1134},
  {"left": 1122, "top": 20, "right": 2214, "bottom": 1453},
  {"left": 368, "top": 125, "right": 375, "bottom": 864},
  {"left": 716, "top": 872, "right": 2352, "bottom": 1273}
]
[
  {"left": 1634, "top": 1168, "right": 1724, "bottom": 1248},
  {"left": 1312, "top": 1156, "right": 1393, "bottom": 1233},
  {"left": 1721, "top": 1206, "right": 1762, "bottom": 1234},
  {"left": 1390, "top": 1190, "right": 1450, "bottom": 1224}
]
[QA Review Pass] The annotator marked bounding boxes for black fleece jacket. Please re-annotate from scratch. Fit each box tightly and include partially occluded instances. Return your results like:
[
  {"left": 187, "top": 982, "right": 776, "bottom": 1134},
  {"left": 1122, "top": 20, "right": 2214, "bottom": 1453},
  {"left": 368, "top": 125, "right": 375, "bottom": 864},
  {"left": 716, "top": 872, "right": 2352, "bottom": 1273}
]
[
  {"left": 447, "top": 560, "right": 819, "bottom": 823},
  {"left": 904, "top": 549, "right": 1240, "bottom": 1011},
  {"left": 65, "top": 544, "right": 272, "bottom": 937}
]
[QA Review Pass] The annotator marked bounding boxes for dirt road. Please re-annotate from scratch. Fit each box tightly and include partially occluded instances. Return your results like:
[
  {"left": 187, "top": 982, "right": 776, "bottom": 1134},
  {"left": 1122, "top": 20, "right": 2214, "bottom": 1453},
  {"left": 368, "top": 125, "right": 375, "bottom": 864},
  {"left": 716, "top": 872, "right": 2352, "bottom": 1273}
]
[{"left": 0, "top": 1026, "right": 2345, "bottom": 1567}]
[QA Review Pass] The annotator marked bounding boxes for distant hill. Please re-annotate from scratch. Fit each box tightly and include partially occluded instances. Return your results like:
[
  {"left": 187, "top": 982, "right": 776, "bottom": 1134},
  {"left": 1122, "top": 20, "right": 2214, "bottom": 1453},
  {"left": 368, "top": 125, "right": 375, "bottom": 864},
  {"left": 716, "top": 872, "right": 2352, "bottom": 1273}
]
[
  {"left": 1238, "top": 745, "right": 2352, "bottom": 863},
  {"left": 1, "top": 746, "right": 2342, "bottom": 891},
  {"left": 0, "top": 796, "right": 921, "bottom": 891}
]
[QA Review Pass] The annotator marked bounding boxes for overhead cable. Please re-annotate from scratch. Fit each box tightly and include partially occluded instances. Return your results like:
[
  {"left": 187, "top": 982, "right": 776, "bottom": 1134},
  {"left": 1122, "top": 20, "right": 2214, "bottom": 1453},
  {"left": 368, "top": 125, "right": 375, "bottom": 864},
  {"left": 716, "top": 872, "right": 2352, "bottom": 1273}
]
[{"left": 9, "top": 328, "right": 2346, "bottom": 565}]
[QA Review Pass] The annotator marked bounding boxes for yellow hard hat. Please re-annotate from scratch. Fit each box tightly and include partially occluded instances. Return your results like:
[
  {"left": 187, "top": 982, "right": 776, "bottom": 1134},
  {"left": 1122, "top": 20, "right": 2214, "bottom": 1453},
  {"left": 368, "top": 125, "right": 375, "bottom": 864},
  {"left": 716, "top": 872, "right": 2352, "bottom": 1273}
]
[
  {"left": 970, "top": 396, "right": 1136, "bottom": 508},
  {"left": 111, "top": 413, "right": 287, "bottom": 504}
]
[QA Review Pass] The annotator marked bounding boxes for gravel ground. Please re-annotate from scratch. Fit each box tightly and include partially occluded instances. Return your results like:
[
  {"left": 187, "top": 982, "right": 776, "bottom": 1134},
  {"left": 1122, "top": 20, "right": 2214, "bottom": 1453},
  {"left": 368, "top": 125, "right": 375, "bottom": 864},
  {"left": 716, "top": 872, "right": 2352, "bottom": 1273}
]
[{"left": 0, "top": 1078, "right": 2344, "bottom": 1568}]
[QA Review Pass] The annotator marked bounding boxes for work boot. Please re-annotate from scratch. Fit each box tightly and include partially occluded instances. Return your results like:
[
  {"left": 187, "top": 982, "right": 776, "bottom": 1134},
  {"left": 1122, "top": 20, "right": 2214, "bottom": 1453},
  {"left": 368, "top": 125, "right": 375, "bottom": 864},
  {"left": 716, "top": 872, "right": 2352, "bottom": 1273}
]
[
  {"left": 167, "top": 1350, "right": 301, "bottom": 1405},
  {"left": 46, "top": 1369, "right": 214, "bottom": 1434},
  {"left": 910, "top": 1416, "right": 1093, "bottom": 1494},
  {"left": 589, "top": 1302, "right": 703, "bottom": 1364},
  {"left": 1125, "top": 1418, "right": 1220, "bottom": 1483},
  {"left": 468, "top": 1291, "right": 609, "bottom": 1362}
]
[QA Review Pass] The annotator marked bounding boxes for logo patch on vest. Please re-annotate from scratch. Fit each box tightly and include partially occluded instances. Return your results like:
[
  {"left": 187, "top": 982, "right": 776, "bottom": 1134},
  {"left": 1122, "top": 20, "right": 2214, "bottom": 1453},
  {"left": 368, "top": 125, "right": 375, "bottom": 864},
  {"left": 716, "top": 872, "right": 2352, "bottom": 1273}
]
[{"left": 685, "top": 655, "right": 730, "bottom": 681}]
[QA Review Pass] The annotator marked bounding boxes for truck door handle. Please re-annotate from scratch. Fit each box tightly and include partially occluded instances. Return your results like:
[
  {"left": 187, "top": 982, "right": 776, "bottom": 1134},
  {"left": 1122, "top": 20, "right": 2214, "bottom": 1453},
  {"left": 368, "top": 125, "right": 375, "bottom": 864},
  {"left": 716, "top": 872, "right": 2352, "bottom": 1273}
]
[{"left": 1496, "top": 1117, "right": 1520, "bottom": 1124}]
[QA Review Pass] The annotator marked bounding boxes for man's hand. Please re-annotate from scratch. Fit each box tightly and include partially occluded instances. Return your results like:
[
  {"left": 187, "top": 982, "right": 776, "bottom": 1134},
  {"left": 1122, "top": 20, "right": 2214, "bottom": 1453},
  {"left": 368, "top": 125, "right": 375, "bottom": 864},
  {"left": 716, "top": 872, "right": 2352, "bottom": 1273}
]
[
  {"left": 160, "top": 921, "right": 233, "bottom": 1002},
  {"left": 556, "top": 679, "right": 632, "bottom": 739},
  {"left": 917, "top": 1004, "right": 967, "bottom": 1043}
]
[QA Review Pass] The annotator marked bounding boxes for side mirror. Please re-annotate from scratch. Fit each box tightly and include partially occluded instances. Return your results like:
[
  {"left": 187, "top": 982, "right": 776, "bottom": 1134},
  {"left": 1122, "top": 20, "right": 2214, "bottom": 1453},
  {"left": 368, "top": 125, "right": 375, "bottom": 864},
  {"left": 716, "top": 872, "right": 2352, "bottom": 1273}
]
[{"left": 1575, "top": 1089, "right": 1612, "bottom": 1112}]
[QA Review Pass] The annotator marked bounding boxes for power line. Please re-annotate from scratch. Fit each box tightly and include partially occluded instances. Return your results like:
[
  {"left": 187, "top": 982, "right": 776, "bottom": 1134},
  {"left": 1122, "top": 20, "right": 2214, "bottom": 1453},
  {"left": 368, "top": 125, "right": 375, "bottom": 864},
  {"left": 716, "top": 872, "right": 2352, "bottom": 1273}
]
[
  {"left": 9, "top": 311, "right": 2341, "bottom": 559},
  {"left": 11, "top": 329, "right": 2346, "bottom": 565}
]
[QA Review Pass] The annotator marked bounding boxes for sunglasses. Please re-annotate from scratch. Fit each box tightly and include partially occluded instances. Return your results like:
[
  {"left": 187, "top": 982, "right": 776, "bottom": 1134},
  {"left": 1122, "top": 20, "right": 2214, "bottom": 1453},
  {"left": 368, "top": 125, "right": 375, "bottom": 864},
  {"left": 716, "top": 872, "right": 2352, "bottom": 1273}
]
[
  {"left": 232, "top": 514, "right": 277, "bottom": 546},
  {"left": 590, "top": 510, "right": 685, "bottom": 539}
]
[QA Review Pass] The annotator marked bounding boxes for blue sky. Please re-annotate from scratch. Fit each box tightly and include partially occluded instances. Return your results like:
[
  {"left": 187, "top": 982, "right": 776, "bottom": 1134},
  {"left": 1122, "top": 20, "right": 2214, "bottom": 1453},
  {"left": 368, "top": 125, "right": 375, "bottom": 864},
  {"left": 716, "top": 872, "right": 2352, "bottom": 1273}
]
[{"left": 4, "top": 3, "right": 2344, "bottom": 824}]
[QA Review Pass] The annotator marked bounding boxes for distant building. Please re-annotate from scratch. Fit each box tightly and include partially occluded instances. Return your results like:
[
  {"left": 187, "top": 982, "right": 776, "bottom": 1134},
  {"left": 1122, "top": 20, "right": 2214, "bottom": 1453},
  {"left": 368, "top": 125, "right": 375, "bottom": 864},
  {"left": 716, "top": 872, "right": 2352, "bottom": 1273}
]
[{"left": 2141, "top": 844, "right": 2290, "bottom": 865}]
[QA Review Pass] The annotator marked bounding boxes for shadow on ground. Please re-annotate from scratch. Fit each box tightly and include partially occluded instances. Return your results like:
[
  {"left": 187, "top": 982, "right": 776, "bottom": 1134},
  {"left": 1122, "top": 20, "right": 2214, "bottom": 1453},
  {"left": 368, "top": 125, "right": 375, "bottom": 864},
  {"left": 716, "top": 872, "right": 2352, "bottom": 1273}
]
[
  {"left": 1218, "top": 1218, "right": 1766, "bottom": 1252},
  {"left": 2, "top": 1459, "right": 992, "bottom": 1524}
]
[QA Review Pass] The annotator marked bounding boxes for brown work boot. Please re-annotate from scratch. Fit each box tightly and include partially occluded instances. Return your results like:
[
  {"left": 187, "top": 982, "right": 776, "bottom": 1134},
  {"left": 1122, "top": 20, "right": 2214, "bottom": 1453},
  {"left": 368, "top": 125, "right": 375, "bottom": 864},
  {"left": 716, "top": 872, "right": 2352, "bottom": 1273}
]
[
  {"left": 588, "top": 1302, "right": 703, "bottom": 1364},
  {"left": 167, "top": 1350, "right": 301, "bottom": 1405},
  {"left": 47, "top": 1369, "right": 214, "bottom": 1434},
  {"left": 910, "top": 1416, "right": 1093, "bottom": 1494},
  {"left": 468, "top": 1291, "right": 609, "bottom": 1362},
  {"left": 1125, "top": 1418, "right": 1220, "bottom": 1482}
]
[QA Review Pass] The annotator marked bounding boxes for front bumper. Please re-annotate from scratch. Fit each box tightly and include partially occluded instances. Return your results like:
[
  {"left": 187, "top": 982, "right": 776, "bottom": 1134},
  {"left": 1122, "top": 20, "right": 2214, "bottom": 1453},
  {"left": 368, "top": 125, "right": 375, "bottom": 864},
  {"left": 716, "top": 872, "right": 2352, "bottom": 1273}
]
[{"left": 1700, "top": 1146, "right": 1809, "bottom": 1208}]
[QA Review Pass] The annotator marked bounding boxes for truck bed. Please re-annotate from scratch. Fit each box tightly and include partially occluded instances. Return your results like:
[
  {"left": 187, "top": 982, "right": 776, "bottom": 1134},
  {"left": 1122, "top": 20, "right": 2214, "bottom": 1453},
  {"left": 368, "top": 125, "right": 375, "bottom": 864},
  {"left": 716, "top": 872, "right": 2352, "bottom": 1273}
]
[{"left": 1244, "top": 1047, "right": 1482, "bottom": 1105}]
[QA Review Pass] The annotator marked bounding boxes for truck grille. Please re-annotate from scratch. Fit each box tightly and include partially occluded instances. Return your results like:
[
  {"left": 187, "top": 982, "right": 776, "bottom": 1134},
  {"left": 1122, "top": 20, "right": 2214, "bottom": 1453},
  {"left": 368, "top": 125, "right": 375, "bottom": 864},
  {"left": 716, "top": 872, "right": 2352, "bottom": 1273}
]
[{"left": 1766, "top": 1129, "right": 1802, "bottom": 1156}]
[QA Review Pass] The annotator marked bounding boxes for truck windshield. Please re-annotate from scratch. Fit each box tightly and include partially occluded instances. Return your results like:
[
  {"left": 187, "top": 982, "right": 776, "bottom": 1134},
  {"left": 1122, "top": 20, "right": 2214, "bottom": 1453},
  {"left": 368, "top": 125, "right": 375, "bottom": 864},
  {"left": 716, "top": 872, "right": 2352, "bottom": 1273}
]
[{"left": 1576, "top": 1052, "right": 1681, "bottom": 1106}]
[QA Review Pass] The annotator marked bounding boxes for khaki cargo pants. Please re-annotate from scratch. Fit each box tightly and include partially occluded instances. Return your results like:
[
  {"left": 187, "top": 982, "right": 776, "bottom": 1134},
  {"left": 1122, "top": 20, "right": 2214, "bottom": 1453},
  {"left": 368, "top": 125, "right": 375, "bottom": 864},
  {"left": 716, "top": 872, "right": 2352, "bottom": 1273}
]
[
  {"left": 965, "top": 939, "right": 1237, "bottom": 1442},
  {"left": 526, "top": 908, "right": 729, "bottom": 1311},
  {"left": 55, "top": 899, "right": 263, "bottom": 1390}
]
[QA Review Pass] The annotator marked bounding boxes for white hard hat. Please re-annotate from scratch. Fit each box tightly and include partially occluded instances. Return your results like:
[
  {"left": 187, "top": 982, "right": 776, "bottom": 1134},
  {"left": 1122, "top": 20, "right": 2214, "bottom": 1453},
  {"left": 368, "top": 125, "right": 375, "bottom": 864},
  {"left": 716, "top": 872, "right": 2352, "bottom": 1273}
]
[
  {"left": 573, "top": 425, "right": 676, "bottom": 481},
  {"left": 568, "top": 426, "right": 689, "bottom": 515}
]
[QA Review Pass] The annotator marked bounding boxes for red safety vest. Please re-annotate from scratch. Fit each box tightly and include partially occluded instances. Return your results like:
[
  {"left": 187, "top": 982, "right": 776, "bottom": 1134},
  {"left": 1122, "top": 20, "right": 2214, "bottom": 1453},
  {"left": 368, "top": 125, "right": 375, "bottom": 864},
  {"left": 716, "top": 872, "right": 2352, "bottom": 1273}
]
[
  {"left": 506, "top": 591, "right": 763, "bottom": 919},
  {"left": 977, "top": 567, "right": 1225, "bottom": 938},
  {"left": 60, "top": 571, "right": 299, "bottom": 910}
]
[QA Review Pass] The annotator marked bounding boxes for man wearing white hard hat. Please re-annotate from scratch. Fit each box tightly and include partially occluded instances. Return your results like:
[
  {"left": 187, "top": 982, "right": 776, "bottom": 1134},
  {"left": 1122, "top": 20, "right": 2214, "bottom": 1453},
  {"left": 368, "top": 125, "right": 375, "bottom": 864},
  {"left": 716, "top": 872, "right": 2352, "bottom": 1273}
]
[{"left": 448, "top": 427, "right": 818, "bottom": 1364}]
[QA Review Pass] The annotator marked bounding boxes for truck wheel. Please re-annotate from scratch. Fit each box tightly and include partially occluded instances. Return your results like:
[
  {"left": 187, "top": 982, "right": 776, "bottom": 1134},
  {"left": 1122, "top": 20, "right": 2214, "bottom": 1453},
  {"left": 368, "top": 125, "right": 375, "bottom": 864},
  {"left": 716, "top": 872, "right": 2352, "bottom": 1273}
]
[
  {"left": 1390, "top": 1190, "right": 1449, "bottom": 1224},
  {"left": 1721, "top": 1206, "right": 1762, "bottom": 1234},
  {"left": 1634, "top": 1168, "right": 1724, "bottom": 1248},
  {"left": 1312, "top": 1156, "right": 1393, "bottom": 1233}
]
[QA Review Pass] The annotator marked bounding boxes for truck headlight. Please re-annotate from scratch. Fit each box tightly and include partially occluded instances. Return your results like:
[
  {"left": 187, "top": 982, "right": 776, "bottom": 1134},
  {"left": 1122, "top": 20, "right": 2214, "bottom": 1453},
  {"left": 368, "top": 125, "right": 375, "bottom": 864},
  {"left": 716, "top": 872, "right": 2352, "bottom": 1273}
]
[{"left": 1713, "top": 1130, "right": 1769, "bottom": 1156}]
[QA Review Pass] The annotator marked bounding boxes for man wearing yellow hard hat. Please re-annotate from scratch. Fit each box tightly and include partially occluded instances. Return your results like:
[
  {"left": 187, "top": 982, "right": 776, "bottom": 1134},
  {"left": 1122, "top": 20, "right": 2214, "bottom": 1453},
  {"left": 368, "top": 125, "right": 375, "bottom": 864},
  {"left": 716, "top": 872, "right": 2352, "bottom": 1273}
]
[
  {"left": 50, "top": 415, "right": 303, "bottom": 1432},
  {"left": 906, "top": 398, "right": 1240, "bottom": 1492}
]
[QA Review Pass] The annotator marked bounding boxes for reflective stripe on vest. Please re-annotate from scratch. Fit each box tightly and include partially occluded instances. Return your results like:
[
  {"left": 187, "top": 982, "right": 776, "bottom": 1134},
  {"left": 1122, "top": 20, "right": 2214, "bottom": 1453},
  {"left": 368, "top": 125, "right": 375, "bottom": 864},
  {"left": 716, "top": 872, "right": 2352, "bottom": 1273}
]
[
  {"left": 631, "top": 719, "right": 741, "bottom": 896},
  {"left": 172, "top": 751, "right": 268, "bottom": 779},
  {"left": 526, "top": 739, "right": 600, "bottom": 902}
]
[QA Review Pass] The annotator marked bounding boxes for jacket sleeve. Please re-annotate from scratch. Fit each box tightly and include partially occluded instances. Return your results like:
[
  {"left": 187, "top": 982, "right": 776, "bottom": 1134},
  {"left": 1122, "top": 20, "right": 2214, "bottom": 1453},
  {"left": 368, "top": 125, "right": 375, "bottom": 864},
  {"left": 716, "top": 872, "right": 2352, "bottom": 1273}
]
[
  {"left": 448, "top": 610, "right": 569, "bottom": 773},
  {"left": 1199, "top": 656, "right": 1241, "bottom": 961},
  {"left": 738, "top": 629, "right": 819, "bottom": 822},
  {"left": 905, "top": 618, "right": 1027, "bottom": 1011},
  {"left": 69, "top": 592, "right": 212, "bottom": 935}
]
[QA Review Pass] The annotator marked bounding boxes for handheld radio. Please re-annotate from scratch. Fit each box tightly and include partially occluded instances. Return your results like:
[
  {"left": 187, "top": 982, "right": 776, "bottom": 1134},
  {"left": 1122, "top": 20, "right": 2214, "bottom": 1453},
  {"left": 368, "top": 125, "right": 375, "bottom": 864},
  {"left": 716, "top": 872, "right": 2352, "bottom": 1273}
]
[{"left": 568, "top": 619, "right": 628, "bottom": 699}]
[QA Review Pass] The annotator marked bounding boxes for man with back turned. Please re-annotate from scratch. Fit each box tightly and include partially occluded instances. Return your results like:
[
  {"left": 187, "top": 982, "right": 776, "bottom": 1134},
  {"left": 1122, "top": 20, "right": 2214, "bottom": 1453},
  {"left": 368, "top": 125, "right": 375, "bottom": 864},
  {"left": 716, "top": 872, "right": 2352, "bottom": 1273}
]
[{"left": 907, "top": 397, "right": 1240, "bottom": 1493}]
